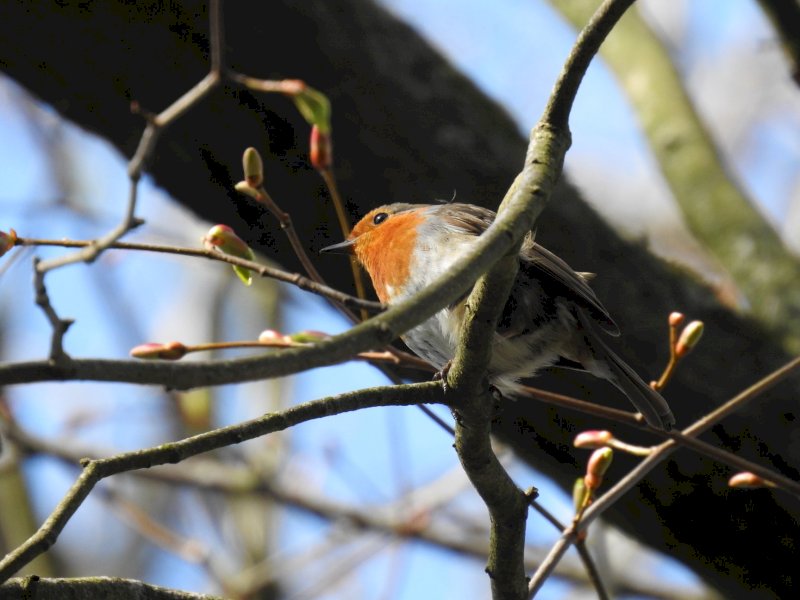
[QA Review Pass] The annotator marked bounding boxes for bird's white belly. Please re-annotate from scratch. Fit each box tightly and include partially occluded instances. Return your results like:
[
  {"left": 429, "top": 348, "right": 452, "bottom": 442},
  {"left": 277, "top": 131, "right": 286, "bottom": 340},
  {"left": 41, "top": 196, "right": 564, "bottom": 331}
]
[
  {"left": 402, "top": 305, "right": 565, "bottom": 395},
  {"left": 402, "top": 308, "right": 461, "bottom": 370}
]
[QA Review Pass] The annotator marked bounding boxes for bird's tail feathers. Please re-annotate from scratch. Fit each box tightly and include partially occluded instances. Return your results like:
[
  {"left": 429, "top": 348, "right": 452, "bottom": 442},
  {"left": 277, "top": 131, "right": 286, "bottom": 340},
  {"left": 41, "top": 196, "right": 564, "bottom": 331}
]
[{"left": 581, "top": 319, "right": 675, "bottom": 430}]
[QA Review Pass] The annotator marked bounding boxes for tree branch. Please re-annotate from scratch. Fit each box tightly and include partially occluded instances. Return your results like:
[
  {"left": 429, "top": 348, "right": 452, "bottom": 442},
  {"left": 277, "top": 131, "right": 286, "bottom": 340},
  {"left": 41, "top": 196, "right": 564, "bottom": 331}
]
[
  {"left": 0, "top": 382, "right": 444, "bottom": 581},
  {"left": 448, "top": 255, "right": 529, "bottom": 600},
  {"left": 441, "top": 1, "right": 639, "bottom": 598},
  {"left": 528, "top": 351, "right": 800, "bottom": 595},
  {"left": 0, "top": 576, "right": 223, "bottom": 600},
  {"left": 17, "top": 236, "right": 384, "bottom": 313}
]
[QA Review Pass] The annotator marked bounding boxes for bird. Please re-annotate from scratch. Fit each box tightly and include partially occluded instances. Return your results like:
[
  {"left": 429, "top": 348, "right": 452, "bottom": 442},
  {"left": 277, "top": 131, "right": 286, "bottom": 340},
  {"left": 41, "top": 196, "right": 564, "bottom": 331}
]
[{"left": 321, "top": 202, "right": 675, "bottom": 430}]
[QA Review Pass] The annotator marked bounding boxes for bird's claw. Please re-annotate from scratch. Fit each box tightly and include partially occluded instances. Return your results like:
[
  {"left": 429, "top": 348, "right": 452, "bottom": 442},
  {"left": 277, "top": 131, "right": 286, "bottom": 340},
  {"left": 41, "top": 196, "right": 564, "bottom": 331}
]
[{"left": 433, "top": 360, "right": 453, "bottom": 394}]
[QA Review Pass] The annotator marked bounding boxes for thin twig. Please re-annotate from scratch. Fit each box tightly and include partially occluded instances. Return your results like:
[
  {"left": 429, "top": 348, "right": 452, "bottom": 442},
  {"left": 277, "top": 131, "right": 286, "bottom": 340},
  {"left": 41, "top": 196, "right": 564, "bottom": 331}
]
[
  {"left": 208, "top": 0, "right": 224, "bottom": 75},
  {"left": 17, "top": 237, "right": 383, "bottom": 313},
  {"left": 528, "top": 500, "right": 610, "bottom": 600},
  {"left": 574, "top": 543, "right": 611, "bottom": 600},
  {"left": 521, "top": 380, "right": 800, "bottom": 496},
  {"left": 32, "top": 259, "right": 73, "bottom": 363},
  {"left": 253, "top": 187, "right": 326, "bottom": 285},
  {"left": 527, "top": 354, "right": 800, "bottom": 596},
  {"left": 319, "top": 167, "right": 370, "bottom": 321},
  {"left": 0, "top": 418, "right": 712, "bottom": 600},
  {"left": 97, "top": 486, "right": 209, "bottom": 564},
  {"left": 26, "top": 2, "right": 226, "bottom": 365}
]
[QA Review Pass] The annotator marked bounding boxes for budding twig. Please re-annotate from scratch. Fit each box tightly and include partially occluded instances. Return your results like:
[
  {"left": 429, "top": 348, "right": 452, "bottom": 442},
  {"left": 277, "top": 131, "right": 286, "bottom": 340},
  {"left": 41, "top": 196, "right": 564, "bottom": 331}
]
[
  {"left": 653, "top": 312, "right": 704, "bottom": 392},
  {"left": 15, "top": 236, "right": 383, "bottom": 313}
]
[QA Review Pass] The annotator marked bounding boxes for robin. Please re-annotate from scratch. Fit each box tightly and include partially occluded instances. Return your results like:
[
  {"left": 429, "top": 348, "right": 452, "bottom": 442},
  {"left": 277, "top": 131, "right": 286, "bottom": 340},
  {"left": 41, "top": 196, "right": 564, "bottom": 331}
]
[{"left": 321, "top": 202, "right": 675, "bottom": 430}]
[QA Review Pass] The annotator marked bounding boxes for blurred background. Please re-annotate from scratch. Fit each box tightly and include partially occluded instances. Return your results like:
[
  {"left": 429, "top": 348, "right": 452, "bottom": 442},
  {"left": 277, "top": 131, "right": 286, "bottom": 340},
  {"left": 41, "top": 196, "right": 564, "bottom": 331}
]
[{"left": 1, "top": 1, "right": 798, "bottom": 599}]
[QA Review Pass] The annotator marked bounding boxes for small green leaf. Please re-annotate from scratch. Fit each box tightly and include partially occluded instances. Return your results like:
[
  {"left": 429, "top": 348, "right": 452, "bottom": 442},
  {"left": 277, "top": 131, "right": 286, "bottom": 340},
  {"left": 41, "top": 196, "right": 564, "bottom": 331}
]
[
  {"left": 292, "top": 86, "right": 332, "bottom": 133},
  {"left": 234, "top": 265, "right": 253, "bottom": 286}
]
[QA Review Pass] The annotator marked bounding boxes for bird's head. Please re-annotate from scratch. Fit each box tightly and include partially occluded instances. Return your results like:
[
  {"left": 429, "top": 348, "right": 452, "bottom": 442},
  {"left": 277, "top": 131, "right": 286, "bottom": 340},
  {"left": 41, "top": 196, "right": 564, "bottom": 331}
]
[{"left": 320, "top": 203, "right": 427, "bottom": 303}]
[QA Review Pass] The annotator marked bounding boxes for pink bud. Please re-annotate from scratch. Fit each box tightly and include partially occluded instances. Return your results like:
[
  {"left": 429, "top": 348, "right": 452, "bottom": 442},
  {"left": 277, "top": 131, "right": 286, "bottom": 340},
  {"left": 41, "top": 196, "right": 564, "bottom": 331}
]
[
  {"left": 203, "top": 225, "right": 256, "bottom": 286},
  {"left": 310, "top": 125, "right": 333, "bottom": 170},
  {"left": 130, "top": 341, "right": 187, "bottom": 360},
  {"left": 0, "top": 229, "right": 17, "bottom": 257},
  {"left": 280, "top": 79, "right": 307, "bottom": 95},
  {"left": 574, "top": 430, "right": 614, "bottom": 449},
  {"left": 259, "top": 330, "right": 294, "bottom": 346},
  {"left": 130, "top": 343, "right": 164, "bottom": 359},
  {"left": 728, "top": 472, "right": 775, "bottom": 489},
  {"left": 258, "top": 329, "right": 283, "bottom": 342},
  {"left": 585, "top": 447, "right": 613, "bottom": 491},
  {"left": 668, "top": 312, "right": 685, "bottom": 327},
  {"left": 675, "top": 320, "right": 704, "bottom": 357}
]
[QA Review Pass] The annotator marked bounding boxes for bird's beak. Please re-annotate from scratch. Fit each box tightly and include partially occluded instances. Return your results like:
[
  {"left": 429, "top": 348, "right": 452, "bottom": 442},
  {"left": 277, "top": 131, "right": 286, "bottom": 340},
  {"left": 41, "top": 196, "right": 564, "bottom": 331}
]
[{"left": 319, "top": 238, "right": 356, "bottom": 255}]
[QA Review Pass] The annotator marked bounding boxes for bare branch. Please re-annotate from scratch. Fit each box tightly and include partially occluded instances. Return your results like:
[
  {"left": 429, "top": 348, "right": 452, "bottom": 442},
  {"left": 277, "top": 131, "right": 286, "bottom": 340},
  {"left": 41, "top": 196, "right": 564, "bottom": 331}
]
[
  {"left": 528, "top": 353, "right": 800, "bottom": 595},
  {"left": 0, "top": 382, "right": 444, "bottom": 582}
]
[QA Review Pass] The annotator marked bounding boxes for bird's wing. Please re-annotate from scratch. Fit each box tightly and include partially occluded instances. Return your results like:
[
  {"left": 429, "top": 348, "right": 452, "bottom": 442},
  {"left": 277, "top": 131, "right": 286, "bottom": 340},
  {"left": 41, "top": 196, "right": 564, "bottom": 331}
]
[
  {"left": 520, "top": 241, "right": 620, "bottom": 336},
  {"left": 433, "top": 202, "right": 496, "bottom": 235},
  {"left": 430, "top": 203, "right": 619, "bottom": 336}
]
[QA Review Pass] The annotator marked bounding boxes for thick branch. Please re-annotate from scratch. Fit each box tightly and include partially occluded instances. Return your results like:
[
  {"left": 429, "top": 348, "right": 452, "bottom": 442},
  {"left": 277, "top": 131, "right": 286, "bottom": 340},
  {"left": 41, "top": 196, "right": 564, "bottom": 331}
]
[
  {"left": 444, "top": 2, "right": 639, "bottom": 597},
  {"left": 450, "top": 258, "right": 529, "bottom": 600},
  {"left": 0, "top": 577, "right": 222, "bottom": 600}
]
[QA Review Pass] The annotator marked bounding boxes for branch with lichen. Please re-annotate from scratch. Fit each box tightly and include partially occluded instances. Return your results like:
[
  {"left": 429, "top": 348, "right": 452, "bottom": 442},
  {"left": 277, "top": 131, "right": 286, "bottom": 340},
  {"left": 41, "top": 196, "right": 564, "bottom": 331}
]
[
  {"left": 0, "top": 577, "right": 222, "bottom": 600},
  {"left": 437, "top": 0, "right": 657, "bottom": 597}
]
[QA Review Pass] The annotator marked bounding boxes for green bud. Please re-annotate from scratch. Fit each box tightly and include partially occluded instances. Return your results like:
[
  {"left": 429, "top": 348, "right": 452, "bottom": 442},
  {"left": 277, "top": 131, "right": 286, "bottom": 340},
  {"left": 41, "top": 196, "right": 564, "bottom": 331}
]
[
  {"left": 572, "top": 477, "right": 589, "bottom": 511},
  {"left": 675, "top": 320, "right": 704, "bottom": 357},
  {"left": 235, "top": 181, "right": 261, "bottom": 200},
  {"left": 289, "top": 330, "right": 331, "bottom": 343},
  {"left": 242, "top": 147, "right": 264, "bottom": 187}
]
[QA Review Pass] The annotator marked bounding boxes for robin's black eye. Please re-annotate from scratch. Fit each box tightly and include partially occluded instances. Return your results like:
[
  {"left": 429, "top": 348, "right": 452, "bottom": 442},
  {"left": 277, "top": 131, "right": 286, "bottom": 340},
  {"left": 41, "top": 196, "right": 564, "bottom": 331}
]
[{"left": 373, "top": 212, "right": 389, "bottom": 225}]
